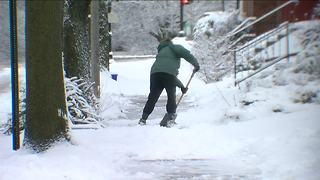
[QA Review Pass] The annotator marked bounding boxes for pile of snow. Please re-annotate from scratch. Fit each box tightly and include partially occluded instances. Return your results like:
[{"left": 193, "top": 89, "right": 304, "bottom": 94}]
[
  {"left": 0, "top": 68, "right": 12, "bottom": 127},
  {"left": 193, "top": 11, "right": 240, "bottom": 39}
]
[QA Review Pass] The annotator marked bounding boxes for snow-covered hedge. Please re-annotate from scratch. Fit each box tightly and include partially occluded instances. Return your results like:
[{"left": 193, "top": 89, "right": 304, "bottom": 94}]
[
  {"left": 111, "top": 1, "right": 237, "bottom": 55},
  {"left": 192, "top": 11, "right": 241, "bottom": 83},
  {"left": 0, "top": 77, "right": 102, "bottom": 135},
  {"left": 0, "top": 88, "right": 26, "bottom": 135},
  {"left": 294, "top": 21, "right": 320, "bottom": 76},
  {"left": 65, "top": 77, "right": 102, "bottom": 125}
]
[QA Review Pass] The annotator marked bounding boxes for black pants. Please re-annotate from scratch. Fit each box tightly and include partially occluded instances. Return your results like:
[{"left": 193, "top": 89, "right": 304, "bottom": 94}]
[{"left": 142, "top": 72, "right": 176, "bottom": 119}]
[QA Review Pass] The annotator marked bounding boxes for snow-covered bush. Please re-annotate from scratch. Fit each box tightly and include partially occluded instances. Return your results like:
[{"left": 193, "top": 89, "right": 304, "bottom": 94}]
[
  {"left": 293, "top": 90, "right": 319, "bottom": 104},
  {"left": 65, "top": 77, "right": 102, "bottom": 125},
  {"left": 111, "top": 1, "right": 236, "bottom": 55},
  {"left": 0, "top": 88, "right": 26, "bottom": 135},
  {"left": 262, "top": 21, "right": 320, "bottom": 104},
  {"left": 111, "top": 1, "right": 179, "bottom": 55},
  {"left": 192, "top": 11, "right": 240, "bottom": 83},
  {"left": 312, "top": 1, "right": 320, "bottom": 19},
  {"left": 193, "top": 11, "right": 239, "bottom": 39},
  {"left": 294, "top": 22, "right": 320, "bottom": 76},
  {"left": 0, "top": 77, "right": 102, "bottom": 135}
]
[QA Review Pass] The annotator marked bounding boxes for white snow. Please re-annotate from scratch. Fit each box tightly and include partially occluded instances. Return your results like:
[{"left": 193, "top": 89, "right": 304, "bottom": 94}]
[{"left": 1, "top": 18, "right": 320, "bottom": 180}]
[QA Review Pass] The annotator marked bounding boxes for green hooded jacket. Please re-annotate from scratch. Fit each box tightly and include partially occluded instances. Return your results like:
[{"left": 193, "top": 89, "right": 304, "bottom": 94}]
[{"left": 151, "top": 40, "right": 199, "bottom": 77}]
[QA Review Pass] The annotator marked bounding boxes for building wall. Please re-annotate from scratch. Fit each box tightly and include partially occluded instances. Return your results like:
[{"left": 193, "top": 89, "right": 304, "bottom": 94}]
[
  {"left": 241, "top": 0, "right": 319, "bottom": 35},
  {"left": 241, "top": 0, "right": 281, "bottom": 35},
  {"left": 253, "top": 0, "right": 281, "bottom": 35},
  {"left": 242, "top": 0, "right": 254, "bottom": 17},
  {"left": 281, "top": 0, "right": 319, "bottom": 22}
]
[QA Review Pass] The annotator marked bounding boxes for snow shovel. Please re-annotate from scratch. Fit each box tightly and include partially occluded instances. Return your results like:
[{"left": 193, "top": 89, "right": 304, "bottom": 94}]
[{"left": 160, "top": 71, "right": 196, "bottom": 127}]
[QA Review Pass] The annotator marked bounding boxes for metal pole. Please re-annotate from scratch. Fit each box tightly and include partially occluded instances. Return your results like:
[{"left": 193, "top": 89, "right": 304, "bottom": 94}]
[
  {"left": 180, "top": 2, "right": 184, "bottom": 31},
  {"left": 222, "top": 0, "right": 225, "bottom": 11},
  {"left": 234, "top": 51, "right": 237, "bottom": 86},
  {"left": 286, "top": 23, "right": 290, "bottom": 62},
  {"left": 90, "top": 0, "right": 100, "bottom": 98},
  {"left": 9, "top": 0, "right": 20, "bottom": 151},
  {"left": 236, "top": 0, "right": 240, "bottom": 9},
  {"left": 107, "top": 0, "right": 112, "bottom": 71}
]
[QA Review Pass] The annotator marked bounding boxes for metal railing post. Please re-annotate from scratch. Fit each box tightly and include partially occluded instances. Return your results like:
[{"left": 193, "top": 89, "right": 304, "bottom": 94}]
[
  {"left": 9, "top": 0, "right": 20, "bottom": 151},
  {"left": 233, "top": 21, "right": 291, "bottom": 85},
  {"left": 234, "top": 51, "right": 237, "bottom": 86},
  {"left": 286, "top": 23, "right": 290, "bottom": 62}
]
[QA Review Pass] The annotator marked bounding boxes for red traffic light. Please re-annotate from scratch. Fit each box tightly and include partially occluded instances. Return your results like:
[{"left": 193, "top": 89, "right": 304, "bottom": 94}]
[{"left": 180, "top": 0, "right": 189, "bottom": 5}]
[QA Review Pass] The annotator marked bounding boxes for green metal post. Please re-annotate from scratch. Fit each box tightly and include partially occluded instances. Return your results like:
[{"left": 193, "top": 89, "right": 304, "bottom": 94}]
[{"left": 9, "top": 0, "right": 20, "bottom": 150}]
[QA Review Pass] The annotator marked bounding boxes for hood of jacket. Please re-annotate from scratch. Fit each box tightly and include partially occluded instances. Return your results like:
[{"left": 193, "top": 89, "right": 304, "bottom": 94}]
[{"left": 157, "top": 40, "right": 173, "bottom": 53}]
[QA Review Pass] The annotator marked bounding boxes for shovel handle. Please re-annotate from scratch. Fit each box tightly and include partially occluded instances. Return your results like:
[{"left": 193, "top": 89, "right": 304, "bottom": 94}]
[{"left": 176, "top": 71, "right": 195, "bottom": 107}]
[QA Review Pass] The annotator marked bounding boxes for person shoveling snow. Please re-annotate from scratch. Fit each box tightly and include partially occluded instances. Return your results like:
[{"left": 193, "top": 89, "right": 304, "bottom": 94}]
[{"left": 139, "top": 30, "right": 200, "bottom": 127}]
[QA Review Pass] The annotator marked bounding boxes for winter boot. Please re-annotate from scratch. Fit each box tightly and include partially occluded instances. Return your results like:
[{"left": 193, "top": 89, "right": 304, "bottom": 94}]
[
  {"left": 138, "top": 113, "right": 149, "bottom": 125},
  {"left": 160, "top": 113, "right": 177, "bottom": 127},
  {"left": 138, "top": 118, "right": 146, "bottom": 125}
]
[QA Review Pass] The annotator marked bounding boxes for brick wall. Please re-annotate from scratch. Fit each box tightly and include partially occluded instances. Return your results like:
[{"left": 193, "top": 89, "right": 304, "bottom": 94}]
[
  {"left": 241, "top": 0, "right": 319, "bottom": 35},
  {"left": 281, "top": 0, "right": 319, "bottom": 22}
]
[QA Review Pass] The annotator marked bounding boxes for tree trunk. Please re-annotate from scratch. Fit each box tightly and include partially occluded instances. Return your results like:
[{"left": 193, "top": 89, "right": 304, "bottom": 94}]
[
  {"left": 99, "top": 0, "right": 110, "bottom": 69},
  {"left": 25, "top": 1, "right": 69, "bottom": 152},
  {"left": 64, "top": 0, "right": 90, "bottom": 79}
]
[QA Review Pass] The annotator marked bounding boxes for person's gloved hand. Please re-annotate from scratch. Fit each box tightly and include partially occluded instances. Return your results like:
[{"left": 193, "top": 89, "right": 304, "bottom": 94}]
[
  {"left": 181, "top": 87, "right": 188, "bottom": 94},
  {"left": 193, "top": 65, "right": 200, "bottom": 73}
]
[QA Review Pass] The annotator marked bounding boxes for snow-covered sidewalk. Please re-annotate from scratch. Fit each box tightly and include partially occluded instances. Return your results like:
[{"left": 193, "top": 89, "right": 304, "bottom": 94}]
[{"left": 100, "top": 56, "right": 320, "bottom": 179}]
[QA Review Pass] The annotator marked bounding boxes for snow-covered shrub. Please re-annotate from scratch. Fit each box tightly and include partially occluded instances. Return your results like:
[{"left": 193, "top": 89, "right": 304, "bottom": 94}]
[
  {"left": 192, "top": 11, "right": 240, "bottom": 83},
  {"left": 193, "top": 11, "right": 239, "bottom": 40},
  {"left": 111, "top": 1, "right": 180, "bottom": 55},
  {"left": 1, "top": 76, "right": 102, "bottom": 135},
  {"left": 293, "top": 90, "right": 319, "bottom": 104},
  {"left": 111, "top": 1, "right": 236, "bottom": 55},
  {"left": 269, "top": 21, "right": 320, "bottom": 89},
  {"left": 294, "top": 22, "right": 320, "bottom": 76},
  {"left": 312, "top": 1, "right": 320, "bottom": 19},
  {"left": 65, "top": 77, "right": 102, "bottom": 125},
  {"left": 1, "top": 88, "right": 26, "bottom": 135}
]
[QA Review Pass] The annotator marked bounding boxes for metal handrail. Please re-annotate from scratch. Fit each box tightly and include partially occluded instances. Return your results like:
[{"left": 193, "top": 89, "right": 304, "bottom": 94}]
[
  {"left": 227, "top": 17, "right": 257, "bottom": 37},
  {"left": 228, "top": 33, "right": 256, "bottom": 50},
  {"left": 235, "top": 21, "right": 289, "bottom": 52},
  {"left": 233, "top": 22, "right": 290, "bottom": 86},
  {"left": 231, "top": 0, "right": 299, "bottom": 86},
  {"left": 227, "top": 0, "right": 297, "bottom": 38},
  {"left": 235, "top": 53, "right": 298, "bottom": 85}
]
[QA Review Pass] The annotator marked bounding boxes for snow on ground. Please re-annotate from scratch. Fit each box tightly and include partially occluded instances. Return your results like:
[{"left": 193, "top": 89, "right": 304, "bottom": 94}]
[
  {"left": 0, "top": 65, "right": 25, "bottom": 127},
  {"left": 1, "top": 30, "right": 320, "bottom": 180}
]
